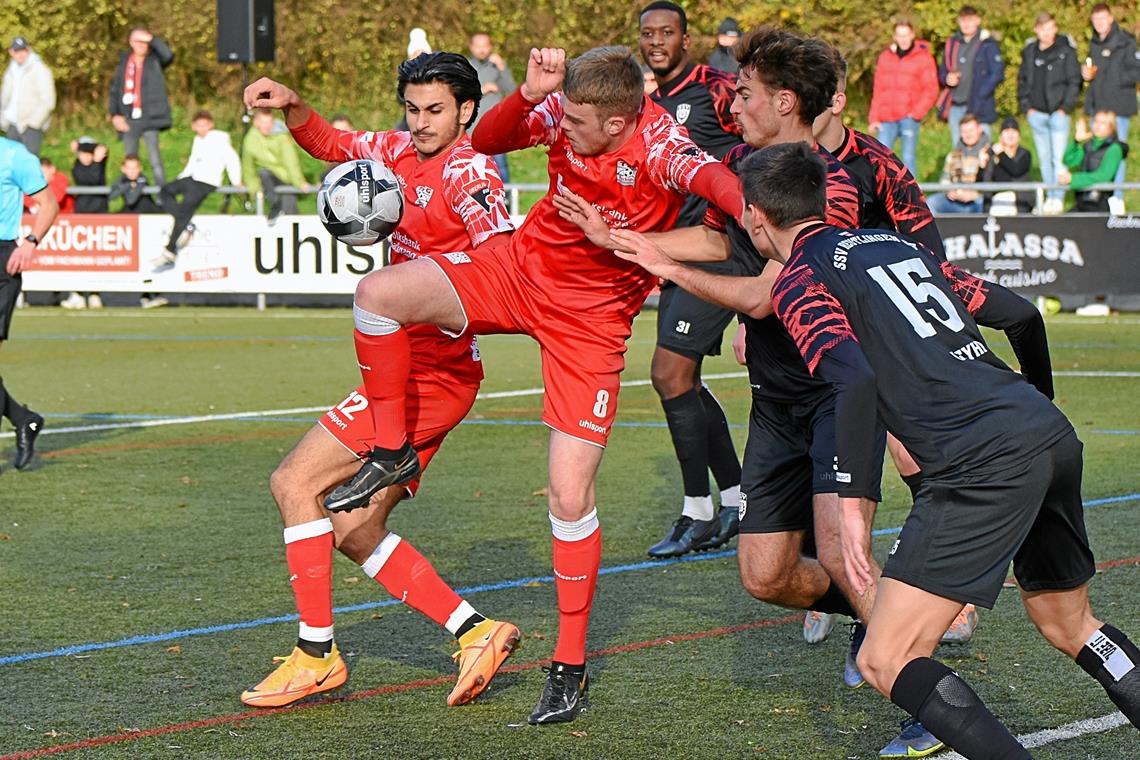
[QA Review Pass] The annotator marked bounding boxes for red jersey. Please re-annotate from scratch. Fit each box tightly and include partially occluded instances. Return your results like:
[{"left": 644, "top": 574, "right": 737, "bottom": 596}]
[
  {"left": 473, "top": 90, "right": 723, "bottom": 318},
  {"left": 291, "top": 112, "right": 514, "bottom": 385},
  {"left": 24, "top": 171, "right": 73, "bottom": 214}
]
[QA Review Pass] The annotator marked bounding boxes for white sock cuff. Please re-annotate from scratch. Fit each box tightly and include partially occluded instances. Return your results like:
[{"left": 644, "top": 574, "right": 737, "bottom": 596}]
[
  {"left": 548, "top": 508, "right": 600, "bottom": 542},
  {"left": 353, "top": 303, "right": 401, "bottom": 336},
  {"left": 445, "top": 600, "right": 478, "bottom": 636},
  {"left": 682, "top": 495, "right": 715, "bottom": 522},
  {"left": 283, "top": 518, "right": 333, "bottom": 544},
  {"left": 360, "top": 532, "right": 402, "bottom": 578},
  {"left": 720, "top": 485, "right": 741, "bottom": 508},
  {"left": 298, "top": 623, "right": 334, "bottom": 643}
]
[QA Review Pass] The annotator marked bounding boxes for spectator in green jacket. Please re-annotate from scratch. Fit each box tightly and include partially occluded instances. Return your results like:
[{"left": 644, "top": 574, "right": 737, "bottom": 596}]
[
  {"left": 242, "top": 108, "right": 311, "bottom": 220},
  {"left": 1059, "top": 110, "right": 1129, "bottom": 212}
]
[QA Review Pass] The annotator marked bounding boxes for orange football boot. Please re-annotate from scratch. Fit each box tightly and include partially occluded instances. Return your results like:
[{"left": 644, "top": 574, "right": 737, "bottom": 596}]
[
  {"left": 447, "top": 619, "right": 521, "bottom": 706},
  {"left": 241, "top": 644, "right": 348, "bottom": 707}
]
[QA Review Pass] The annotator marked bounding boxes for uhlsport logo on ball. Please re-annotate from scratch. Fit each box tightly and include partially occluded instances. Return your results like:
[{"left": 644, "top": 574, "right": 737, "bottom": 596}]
[{"left": 317, "top": 160, "right": 403, "bottom": 246}]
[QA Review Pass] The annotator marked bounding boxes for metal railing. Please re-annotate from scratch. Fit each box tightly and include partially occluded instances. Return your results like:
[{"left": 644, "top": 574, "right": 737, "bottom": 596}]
[{"left": 60, "top": 181, "right": 1140, "bottom": 218}]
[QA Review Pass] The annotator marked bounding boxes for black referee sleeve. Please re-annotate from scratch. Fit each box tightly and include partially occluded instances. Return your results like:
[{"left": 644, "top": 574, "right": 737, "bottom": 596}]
[
  {"left": 815, "top": 342, "right": 880, "bottom": 499},
  {"left": 972, "top": 284, "right": 1054, "bottom": 400}
]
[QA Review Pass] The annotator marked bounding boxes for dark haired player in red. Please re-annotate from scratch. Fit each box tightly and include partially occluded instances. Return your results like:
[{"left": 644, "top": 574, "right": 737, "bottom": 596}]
[
  {"left": 239, "top": 52, "right": 517, "bottom": 710},
  {"left": 637, "top": 0, "right": 745, "bottom": 559},
  {"left": 297, "top": 44, "right": 742, "bottom": 725},
  {"left": 751, "top": 140, "right": 1140, "bottom": 760}
]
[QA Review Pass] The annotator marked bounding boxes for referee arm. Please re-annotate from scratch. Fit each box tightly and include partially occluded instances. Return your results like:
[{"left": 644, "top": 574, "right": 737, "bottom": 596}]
[{"left": 7, "top": 187, "right": 58, "bottom": 275}]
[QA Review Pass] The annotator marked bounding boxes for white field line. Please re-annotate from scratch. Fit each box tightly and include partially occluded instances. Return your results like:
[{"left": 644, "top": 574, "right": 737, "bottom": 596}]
[
  {"left": 942, "top": 711, "right": 1129, "bottom": 759},
  {"left": 0, "top": 374, "right": 751, "bottom": 439},
  {"left": 2, "top": 370, "right": 1136, "bottom": 440}
]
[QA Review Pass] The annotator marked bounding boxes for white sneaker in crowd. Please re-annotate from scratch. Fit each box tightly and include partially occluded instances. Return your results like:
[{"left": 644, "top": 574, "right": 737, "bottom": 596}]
[
  {"left": 86, "top": 294, "right": 103, "bottom": 309},
  {"left": 60, "top": 292, "right": 87, "bottom": 309},
  {"left": 140, "top": 296, "right": 169, "bottom": 309}
]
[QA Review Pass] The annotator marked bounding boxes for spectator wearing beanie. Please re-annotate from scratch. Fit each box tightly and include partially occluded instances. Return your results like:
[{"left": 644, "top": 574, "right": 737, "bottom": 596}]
[
  {"left": 708, "top": 18, "right": 740, "bottom": 74},
  {"left": 868, "top": 20, "right": 940, "bottom": 175}
]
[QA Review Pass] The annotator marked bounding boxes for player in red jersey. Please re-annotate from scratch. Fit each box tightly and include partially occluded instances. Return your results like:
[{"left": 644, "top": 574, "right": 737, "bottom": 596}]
[
  {"left": 239, "top": 53, "right": 518, "bottom": 710},
  {"left": 296, "top": 45, "right": 742, "bottom": 724}
]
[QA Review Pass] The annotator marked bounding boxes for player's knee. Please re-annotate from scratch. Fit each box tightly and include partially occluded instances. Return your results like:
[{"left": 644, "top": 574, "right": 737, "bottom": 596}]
[
  {"left": 547, "top": 488, "right": 592, "bottom": 522},
  {"left": 739, "top": 562, "right": 789, "bottom": 604},
  {"left": 649, "top": 354, "right": 695, "bottom": 399}
]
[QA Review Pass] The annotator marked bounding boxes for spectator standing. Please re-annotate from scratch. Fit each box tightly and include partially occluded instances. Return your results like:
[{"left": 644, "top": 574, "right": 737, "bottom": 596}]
[
  {"left": 707, "top": 18, "right": 741, "bottom": 74},
  {"left": 242, "top": 109, "right": 311, "bottom": 221},
  {"left": 938, "top": 6, "right": 1005, "bottom": 144},
  {"left": 1018, "top": 13, "right": 1081, "bottom": 214},
  {"left": 927, "top": 113, "right": 990, "bottom": 213},
  {"left": 1, "top": 37, "right": 55, "bottom": 155},
  {"left": 108, "top": 27, "right": 173, "bottom": 186},
  {"left": 0, "top": 136, "right": 59, "bottom": 471},
  {"left": 24, "top": 157, "right": 72, "bottom": 215},
  {"left": 1083, "top": 3, "right": 1140, "bottom": 208},
  {"left": 868, "top": 20, "right": 940, "bottom": 176},
  {"left": 467, "top": 32, "right": 516, "bottom": 181},
  {"left": 983, "top": 116, "right": 1034, "bottom": 214},
  {"left": 1060, "top": 111, "right": 1129, "bottom": 212},
  {"left": 109, "top": 154, "right": 160, "bottom": 213},
  {"left": 151, "top": 111, "right": 240, "bottom": 272}
]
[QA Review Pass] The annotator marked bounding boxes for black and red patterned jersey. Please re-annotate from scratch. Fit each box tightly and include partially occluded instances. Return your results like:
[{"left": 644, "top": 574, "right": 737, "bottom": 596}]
[
  {"left": 704, "top": 142, "right": 861, "bottom": 403},
  {"left": 832, "top": 127, "right": 945, "bottom": 259},
  {"left": 772, "top": 223, "right": 1069, "bottom": 486},
  {"left": 652, "top": 63, "right": 743, "bottom": 228},
  {"left": 650, "top": 63, "right": 742, "bottom": 161}
]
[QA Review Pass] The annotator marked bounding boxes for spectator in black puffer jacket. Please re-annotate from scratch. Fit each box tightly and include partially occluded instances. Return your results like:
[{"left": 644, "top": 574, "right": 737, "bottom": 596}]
[
  {"left": 1018, "top": 13, "right": 1081, "bottom": 214},
  {"left": 1082, "top": 3, "right": 1140, "bottom": 204},
  {"left": 108, "top": 28, "right": 173, "bottom": 186}
]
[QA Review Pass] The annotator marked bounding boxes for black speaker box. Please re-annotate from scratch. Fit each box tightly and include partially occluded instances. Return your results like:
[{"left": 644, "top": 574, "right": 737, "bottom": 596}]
[{"left": 217, "top": 0, "right": 275, "bottom": 63}]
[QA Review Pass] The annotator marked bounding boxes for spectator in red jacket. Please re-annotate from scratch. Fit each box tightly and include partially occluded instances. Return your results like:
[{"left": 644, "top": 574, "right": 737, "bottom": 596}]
[
  {"left": 869, "top": 19, "right": 940, "bottom": 176},
  {"left": 23, "top": 156, "right": 72, "bottom": 214}
]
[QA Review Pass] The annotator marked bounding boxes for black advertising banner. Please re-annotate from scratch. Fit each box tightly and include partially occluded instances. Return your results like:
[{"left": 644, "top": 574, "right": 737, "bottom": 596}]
[{"left": 935, "top": 214, "right": 1140, "bottom": 296}]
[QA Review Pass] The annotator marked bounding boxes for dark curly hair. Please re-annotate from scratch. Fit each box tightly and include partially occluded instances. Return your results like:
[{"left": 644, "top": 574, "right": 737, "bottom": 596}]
[{"left": 735, "top": 25, "right": 838, "bottom": 124}]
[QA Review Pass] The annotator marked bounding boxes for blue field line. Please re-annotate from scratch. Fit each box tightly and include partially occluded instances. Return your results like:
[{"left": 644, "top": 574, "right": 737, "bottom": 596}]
[{"left": 1, "top": 495, "right": 1136, "bottom": 667}]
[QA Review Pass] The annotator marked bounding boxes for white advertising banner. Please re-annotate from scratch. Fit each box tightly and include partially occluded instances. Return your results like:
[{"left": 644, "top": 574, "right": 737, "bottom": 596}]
[{"left": 20, "top": 213, "right": 389, "bottom": 294}]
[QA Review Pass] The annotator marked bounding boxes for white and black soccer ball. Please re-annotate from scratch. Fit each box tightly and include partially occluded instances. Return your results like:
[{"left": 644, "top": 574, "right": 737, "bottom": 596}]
[{"left": 317, "top": 160, "right": 404, "bottom": 246}]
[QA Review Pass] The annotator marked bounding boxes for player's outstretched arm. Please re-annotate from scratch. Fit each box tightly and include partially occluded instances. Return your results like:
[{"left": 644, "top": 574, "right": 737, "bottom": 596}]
[
  {"left": 611, "top": 229, "right": 767, "bottom": 316},
  {"left": 472, "top": 48, "right": 565, "bottom": 156},
  {"left": 553, "top": 187, "right": 730, "bottom": 261},
  {"left": 941, "top": 262, "right": 1054, "bottom": 399},
  {"left": 243, "top": 77, "right": 313, "bottom": 129}
]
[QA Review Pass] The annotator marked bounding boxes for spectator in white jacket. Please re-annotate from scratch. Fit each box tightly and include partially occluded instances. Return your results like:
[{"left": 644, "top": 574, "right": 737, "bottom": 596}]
[
  {"left": 151, "top": 110, "right": 240, "bottom": 271},
  {"left": 1, "top": 37, "right": 55, "bottom": 155}
]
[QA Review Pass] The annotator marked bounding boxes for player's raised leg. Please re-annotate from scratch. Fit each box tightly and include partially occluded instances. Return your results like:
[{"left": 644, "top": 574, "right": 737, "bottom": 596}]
[
  {"left": 325, "top": 260, "right": 466, "bottom": 512},
  {"left": 859, "top": 579, "right": 1032, "bottom": 759},
  {"left": 529, "top": 430, "right": 605, "bottom": 725}
]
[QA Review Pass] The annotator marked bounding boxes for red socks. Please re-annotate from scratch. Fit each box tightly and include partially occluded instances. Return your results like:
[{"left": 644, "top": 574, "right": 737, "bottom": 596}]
[
  {"left": 352, "top": 305, "right": 411, "bottom": 451},
  {"left": 362, "top": 533, "right": 465, "bottom": 628},
  {"left": 284, "top": 519, "right": 335, "bottom": 643},
  {"left": 549, "top": 509, "right": 602, "bottom": 666}
]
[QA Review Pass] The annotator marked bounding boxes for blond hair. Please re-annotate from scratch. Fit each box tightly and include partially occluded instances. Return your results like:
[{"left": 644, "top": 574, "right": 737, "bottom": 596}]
[{"left": 563, "top": 46, "right": 643, "bottom": 120}]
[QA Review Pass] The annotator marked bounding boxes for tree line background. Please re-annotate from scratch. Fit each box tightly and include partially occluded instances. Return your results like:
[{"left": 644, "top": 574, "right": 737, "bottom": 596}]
[{"left": 5, "top": 0, "right": 1139, "bottom": 131}]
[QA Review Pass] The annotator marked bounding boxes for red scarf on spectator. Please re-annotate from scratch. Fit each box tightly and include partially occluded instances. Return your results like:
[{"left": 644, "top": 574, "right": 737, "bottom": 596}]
[{"left": 124, "top": 55, "right": 145, "bottom": 115}]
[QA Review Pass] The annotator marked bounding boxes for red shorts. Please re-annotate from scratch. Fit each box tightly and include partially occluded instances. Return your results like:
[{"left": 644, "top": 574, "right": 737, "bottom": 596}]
[
  {"left": 427, "top": 246, "right": 633, "bottom": 447},
  {"left": 318, "top": 374, "right": 478, "bottom": 497}
]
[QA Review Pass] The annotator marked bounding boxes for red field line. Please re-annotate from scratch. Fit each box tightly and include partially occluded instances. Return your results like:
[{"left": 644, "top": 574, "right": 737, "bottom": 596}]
[
  {"left": 8, "top": 555, "right": 1140, "bottom": 758},
  {"left": 0, "top": 614, "right": 801, "bottom": 759}
]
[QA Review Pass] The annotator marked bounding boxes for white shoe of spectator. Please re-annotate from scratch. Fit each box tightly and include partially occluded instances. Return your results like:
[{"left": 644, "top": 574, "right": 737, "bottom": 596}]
[
  {"left": 1043, "top": 198, "right": 1064, "bottom": 216},
  {"left": 87, "top": 294, "right": 103, "bottom": 309},
  {"left": 149, "top": 250, "right": 178, "bottom": 273},
  {"left": 60, "top": 292, "right": 87, "bottom": 309},
  {"left": 140, "top": 296, "right": 169, "bottom": 309},
  {"left": 1108, "top": 197, "right": 1126, "bottom": 216},
  {"left": 15, "top": 292, "right": 26, "bottom": 309}
]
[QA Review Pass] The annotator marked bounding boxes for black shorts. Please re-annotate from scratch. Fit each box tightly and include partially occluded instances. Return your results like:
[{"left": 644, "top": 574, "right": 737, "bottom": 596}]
[
  {"left": 0, "top": 241, "right": 20, "bottom": 341},
  {"left": 882, "top": 430, "right": 1095, "bottom": 608},
  {"left": 656, "top": 271, "right": 738, "bottom": 361},
  {"left": 738, "top": 393, "right": 885, "bottom": 535}
]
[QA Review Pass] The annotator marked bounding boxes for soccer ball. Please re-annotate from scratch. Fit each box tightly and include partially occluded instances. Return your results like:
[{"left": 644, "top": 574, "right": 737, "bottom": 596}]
[{"left": 317, "top": 160, "right": 404, "bottom": 246}]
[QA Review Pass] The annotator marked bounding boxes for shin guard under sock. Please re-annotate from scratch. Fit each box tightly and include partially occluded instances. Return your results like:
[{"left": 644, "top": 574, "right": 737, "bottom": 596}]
[
  {"left": 662, "top": 387, "right": 711, "bottom": 499},
  {"left": 284, "top": 519, "right": 335, "bottom": 654},
  {"left": 550, "top": 509, "right": 602, "bottom": 666},
  {"left": 1076, "top": 623, "right": 1140, "bottom": 726},
  {"left": 891, "top": 657, "right": 1030, "bottom": 759},
  {"left": 698, "top": 384, "right": 741, "bottom": 491},
  {"left": 352, "top": 305, "right": 410, "bottom": 450}
]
